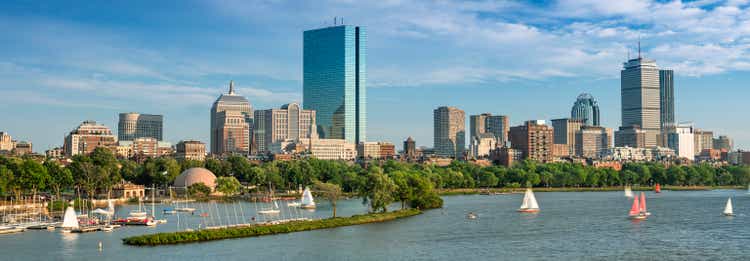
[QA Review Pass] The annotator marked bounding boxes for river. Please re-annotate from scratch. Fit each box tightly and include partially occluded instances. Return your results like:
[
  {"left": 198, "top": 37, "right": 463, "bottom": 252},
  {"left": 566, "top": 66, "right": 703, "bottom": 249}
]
[{"left": 2, "top": 190, "right": 748, "bottom": 260}]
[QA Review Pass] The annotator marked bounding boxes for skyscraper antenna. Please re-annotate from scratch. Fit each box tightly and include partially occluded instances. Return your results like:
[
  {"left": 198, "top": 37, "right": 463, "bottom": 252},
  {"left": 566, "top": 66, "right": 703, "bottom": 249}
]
[{"left": 229, "top": 80, "right": 235, "bottom": 95}]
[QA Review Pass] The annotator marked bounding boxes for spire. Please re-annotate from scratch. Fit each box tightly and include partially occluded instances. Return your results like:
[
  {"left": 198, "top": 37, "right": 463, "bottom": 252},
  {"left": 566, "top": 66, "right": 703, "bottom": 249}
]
[{"left": 228, "top": 80, "right": 235, "bottom": 95}]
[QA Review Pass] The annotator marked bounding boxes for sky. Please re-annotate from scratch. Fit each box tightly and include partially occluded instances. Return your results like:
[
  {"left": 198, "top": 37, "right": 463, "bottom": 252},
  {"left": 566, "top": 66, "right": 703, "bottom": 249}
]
[{"left": 1, "top": 0, "right": 750, "bottom": 152}]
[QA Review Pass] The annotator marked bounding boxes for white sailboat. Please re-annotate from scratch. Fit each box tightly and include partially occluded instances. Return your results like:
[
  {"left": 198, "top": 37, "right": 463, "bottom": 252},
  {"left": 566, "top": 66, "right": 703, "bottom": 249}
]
[
  {"left": 258, "top": 201, "right": 280, "bottom": 215},
  {"left": 300, "top": 187, "right": 316, "bottom": 209},
  {"left": 517, "top": 188, "right": 540, "bottom": 213},
  {"left": 61, "top": 204, "right": 79, "bottom": 232},
  {"left": 723, "top": 198, "right": 734, "bottom": 216},
  {"left": 129, "top": 198, "right": 147, "bottom": 217},
  {"left": 624, "top": 186, "right": 634, "bottom": 198}
]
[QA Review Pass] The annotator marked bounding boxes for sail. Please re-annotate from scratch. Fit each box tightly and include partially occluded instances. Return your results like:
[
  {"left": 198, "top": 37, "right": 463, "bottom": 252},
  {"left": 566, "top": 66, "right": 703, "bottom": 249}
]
[
  {"left": 624, "top": 186, "right": 633, "bottom": 198},
  {"left": 724, "top": 198, "right": 733, "bottom": 215},
  {"left": 107, "top": 199, "right": 115, "bottom": 215},
  {"left": 639, "top": 192, "right": 647, "bottom": 213},
  {"left": 273, "top": 201, "right": 279, "bottom": 209},
  {"left": 62, "top": 206, "right": 79, "bottom": 229},
  {"left": 527, "top": 189, "right": 539, "bottom": 209},
  {"left": 519, "top": 189, "right": 530, "bottom": 209},
  {"left": 629, "top": 197, "right": 640, "bottom": 216},
  {"left": 301, "top": 187, "right": 315, "bottom": 206}
]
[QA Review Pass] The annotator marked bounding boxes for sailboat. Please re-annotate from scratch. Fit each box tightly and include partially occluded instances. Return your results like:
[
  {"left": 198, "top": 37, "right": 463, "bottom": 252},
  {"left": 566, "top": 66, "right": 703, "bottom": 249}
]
[
  {"left": 624, "top": 185, "right": 634, "bottom": 198},
  {"left": 517, "top": 188, "right": 540, "bottom": 213},
  {"left": 129, "top": 197, "right": 147, "bottom": 217},
  {"left": 258, "top": 186, "right": 280, "bottom": 215},
  {"left": 723, "top": 198, "right": 734, "bottom": 216},
  {"left": 654, "top": 183, "right": 661, "bottom": 193},
  {"left": 640, "top": 192, "right": 650, "bottom": 216},
  {"left": 300, "top": 187, "right": 316, "bottom": 209},
  {"left": 61, "top": 204, "right": 80, "bottom": 232}
]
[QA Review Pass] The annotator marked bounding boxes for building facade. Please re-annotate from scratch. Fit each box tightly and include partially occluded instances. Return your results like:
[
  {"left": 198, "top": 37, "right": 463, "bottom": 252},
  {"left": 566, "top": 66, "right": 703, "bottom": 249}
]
[
  {"left": 470, "top": 113, "right": 509, "bottom": 146},
  {"left": 603, "top": 146, "right": 676, "bottom": 162},
  {"left": 253, "top": 103, "right": 316, "bottom": 153},
  {"left": 490, "top": 146, "right": 522, "bottom": 167},
  {"left": 693, "top": 129, "right": 714, "bottom": 154},
  {"left": 357, "top": 141, "right": 396, "bottom": 160},
  {"left": 403, "top": 137, "right": 417, "bottom": 162},
  {"left": 210, "top": 81, "right": 253, "bottom": 155},
  {"left": 621, "top": 56, "right": 661, "bottom": 147},
  {"left": 175, "top": 140, "right": 206, "bottom": 161},
  {"left": 64, "top": 121, "right": 117, "bottom": 157},
  {"left": 571, "top": 93, "right": 600, "bottom": 126},
  {"left": 13, "top": 141, "right": 32, "bottom": 156},
  {"left": 509, "top": 120, "right": 554, "bottom": 162},
  {"left": 575, "top": 126, "right": 613, "bottom": 159},
  {"left": 0, "top": 132, "right": 14, "bottom": 152},
  {"left": 470, "top": 133, "right": 496, "bottom": 159},
  {"left": 118, "top": 113, "right": 163, "bottom": 141},
  {"left": 551, "top": 118, "right": 585, "bottom": 156},
  {"left": 714, "top": 136, "right": 733, "bottom": 151},
  {"left": 433, "top": 106, "right": 466, "bottom": 158},
  {"left": 117, "top": 137, "right": 172, "bottom": 159},
  {"left": 303, "top": 25, "right": 366, "bottom": 144},
  {"left": 615, "top": 125, "right": 647, "bottom": 148}
]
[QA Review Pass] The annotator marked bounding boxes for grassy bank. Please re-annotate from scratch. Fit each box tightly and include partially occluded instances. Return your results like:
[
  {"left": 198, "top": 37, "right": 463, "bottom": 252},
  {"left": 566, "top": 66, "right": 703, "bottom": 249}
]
[
  {"left": 123, "top": 209, "right": 422, "bottom": 246},
  {"left": 437, "top": 185, "right": 744, "bottom": 195}
]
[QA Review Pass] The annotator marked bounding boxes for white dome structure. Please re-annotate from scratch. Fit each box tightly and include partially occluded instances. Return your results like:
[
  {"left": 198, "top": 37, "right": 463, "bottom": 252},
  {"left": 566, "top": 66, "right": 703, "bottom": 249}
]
[{"left": 174, "top": 167, "right": 217, "bottom": 190}]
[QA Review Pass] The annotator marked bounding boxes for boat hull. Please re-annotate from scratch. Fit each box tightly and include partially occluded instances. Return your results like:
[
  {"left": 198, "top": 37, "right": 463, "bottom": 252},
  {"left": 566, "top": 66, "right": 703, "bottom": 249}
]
[
  {"left": 517, "top": 208, "right": 539, "bottom": 213},
  {"left": 300, "top": 205, "right": 316, "bottom": 210}
]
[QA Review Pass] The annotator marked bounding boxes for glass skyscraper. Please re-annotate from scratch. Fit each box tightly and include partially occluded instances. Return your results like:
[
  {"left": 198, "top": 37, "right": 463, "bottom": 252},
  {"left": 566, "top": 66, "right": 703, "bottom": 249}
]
[
  {"left": 303, "top": 25, "right": 366, "bottom": 144},
  {"left": 570, "top": 93, "right": 600, "bottom": 126},
  {"left": 659, "top": 69, "right": 674, "bottom": 129}
]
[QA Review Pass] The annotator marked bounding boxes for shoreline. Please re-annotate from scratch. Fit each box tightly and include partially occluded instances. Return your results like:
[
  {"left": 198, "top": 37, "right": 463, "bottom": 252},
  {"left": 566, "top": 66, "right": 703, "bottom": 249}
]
[
  {"left": 122, "top": 209, "right": 422, "bottom": 246},
  {"left": 437, "top": 185, "right": 744, "bottom": 195}
]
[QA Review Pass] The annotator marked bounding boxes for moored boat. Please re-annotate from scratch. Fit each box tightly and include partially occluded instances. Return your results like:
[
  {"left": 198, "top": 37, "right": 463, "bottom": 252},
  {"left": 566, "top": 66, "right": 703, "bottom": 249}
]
[
  {"left": 300, "top": 187, "right": 316, "bottom": 209},
  {"left": 517, "top": 188, "right": 540, "bottom": 213}
]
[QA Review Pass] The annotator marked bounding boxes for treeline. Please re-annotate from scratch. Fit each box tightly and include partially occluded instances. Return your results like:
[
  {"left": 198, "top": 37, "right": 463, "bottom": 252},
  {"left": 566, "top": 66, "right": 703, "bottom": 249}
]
[{"left": 2, "top": 148, "right": 749, "bottom": 205}]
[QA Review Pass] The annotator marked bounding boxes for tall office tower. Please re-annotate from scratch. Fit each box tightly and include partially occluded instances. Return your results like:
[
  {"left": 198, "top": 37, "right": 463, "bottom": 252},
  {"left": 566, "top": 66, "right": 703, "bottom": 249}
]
[
  {"left": 253, "top": 103, "right": 316, "bottom": 153},
  {"left": 659, "top": 69, "right": 675, "bottom": 147},
  {"left": 693, "top": 129, "right": 714, "bottom": 154},
  {"left": 470, "top": 113, "right": 509, "bottom": 145},
  {"left": 571, "top": 93, "right": 600, "bottom": 126},
  {"left": 509, "top": 120, "right": 554, "bottom": 162},
  {"left": 433, "top": 106, "right": 465, "bottom": 159},
  {"left": 210, "top": 81, "right": 253, "bottom": 155},
  {"left": 620, "top": 50, "right": 661, "bottom": 147},
  {"left": 551, "top": 118, "right": 585, "bottom": 156},
  {"left": 615, "top": 126, "right": 647, "bottom": 148},
  {"left": 64, "top": 120, "right": 117, "bottom": 157},
  {"left": 303, "top": 24, "right": 366, "bottom": 144},
  {"left": 713, "top": 136, "right": 733, "bottom": 151},
  {"left": 118, "top": 113, "right": 163, "bottom": 141},
  {"left": 667, "top": 123, "right": 695, "bottom": 160},
  {"left": 575, "top": 126, "right": 613, "bottom": 159}
]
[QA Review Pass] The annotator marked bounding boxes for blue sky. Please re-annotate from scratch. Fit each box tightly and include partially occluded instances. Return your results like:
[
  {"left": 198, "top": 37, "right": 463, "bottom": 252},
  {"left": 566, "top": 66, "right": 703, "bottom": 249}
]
[{"left": 1, "top": 0, "right": 749, "bottom": 152}]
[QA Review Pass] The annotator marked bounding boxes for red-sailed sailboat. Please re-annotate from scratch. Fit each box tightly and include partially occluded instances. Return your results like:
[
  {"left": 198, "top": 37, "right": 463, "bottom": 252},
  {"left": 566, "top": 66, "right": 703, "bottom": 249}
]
[
  {"left": 654, "top": 183, "right": 661, "bottom": 193},
  {"left": 629, "top": 192, "right": 648, "bottom": 220},
  {"left": 640, "top": 192, "right": 650, "bottom": 216}
]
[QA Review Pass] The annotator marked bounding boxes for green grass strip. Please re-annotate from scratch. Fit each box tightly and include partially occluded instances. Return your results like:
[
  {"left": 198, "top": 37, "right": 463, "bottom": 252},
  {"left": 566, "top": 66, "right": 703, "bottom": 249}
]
[{"left": 123, "top": 209, "right": 422, "bottom": 246}]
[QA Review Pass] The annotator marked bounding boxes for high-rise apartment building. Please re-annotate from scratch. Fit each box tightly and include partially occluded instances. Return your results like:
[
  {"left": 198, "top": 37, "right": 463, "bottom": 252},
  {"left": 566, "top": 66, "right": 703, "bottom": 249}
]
[
  {"left": 551, "top": 118, "right": 585, "bottom": 156},
  {"left": 118, "top": 113, "right": 163, "bottom": 141},
  {"left": 253, "top": 103, "right": 316, "bottom": 153},
  {"left": 470, "top": 113, "right": 509, "bottom": 146},
  {"left": 714, "top": 136, "right": 733, "bottom": 151},
  {"left": 693, "top": 129, "right": 714, "bottom": 154},
  {"left": 64, "top": 120, "right": 117, "bottom": 157},
  {"left": 571, "top": 93, "right": 600, "bottom": 126},
  {"left": 434, "top": 106, "right": 465, "bottom": 158},
  {"left": 210, "top": 81, "right": 253, "bottom": 155},
  {"left": 667, "top": 124, "right": 695, "bottom": 160},
  {"left": 575, "top": 126, "right": 613, "bottom": 159},
  {"left": 509, "top": 120, "right": 554, "bottom": 162},
  {"left": 620, "top": 54, "right": 661, "bottom": 147},
  {"left": 303, "top": 24, "right": 366, "bottom": 144}
]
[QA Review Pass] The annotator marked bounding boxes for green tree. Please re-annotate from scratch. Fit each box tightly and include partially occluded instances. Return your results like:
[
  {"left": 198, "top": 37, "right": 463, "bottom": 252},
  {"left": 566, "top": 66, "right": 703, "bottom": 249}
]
[
  {"left": 314, "top": 181, "right": 343, "bottom": 217},
  {"left": 188, "top": 183, "right": 212, "bottom": 198},
  {"left": 215, "top": 176, "right": 242, "bottom": 196},
  {"left": 44, "top": 160, "right": 73, "bottom": 199},
  {"left": 360, "top": 167, "right": 396, "bottom": 213},
  {"left": 18, "top": 159, "right": 50, "bottom": 200},
  {"left": 389, "top": 171, "right": 413, "bottom": 209}
]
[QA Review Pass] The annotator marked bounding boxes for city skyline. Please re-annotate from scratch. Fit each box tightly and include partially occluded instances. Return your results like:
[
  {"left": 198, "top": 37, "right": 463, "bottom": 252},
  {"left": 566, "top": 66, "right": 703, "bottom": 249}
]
[{"left": 2, "top": 1, "right": 750, "bottom": 152}]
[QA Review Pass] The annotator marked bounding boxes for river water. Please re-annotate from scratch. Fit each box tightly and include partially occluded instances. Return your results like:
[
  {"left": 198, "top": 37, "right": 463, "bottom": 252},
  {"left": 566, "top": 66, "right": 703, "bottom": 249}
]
[{"left": 2, "top": 190, "right": 748, "bottom": 260}]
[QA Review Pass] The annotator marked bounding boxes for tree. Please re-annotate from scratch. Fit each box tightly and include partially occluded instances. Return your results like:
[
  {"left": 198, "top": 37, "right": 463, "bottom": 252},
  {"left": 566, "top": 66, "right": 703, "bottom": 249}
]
[
  {"left": 359, "top": 167, "right": 396, "bottom": 213},
  {"left": 215, "top": 176, "right": 242, "bottom": 196},
  {"left": 0, "top": 165, "right": 14, "bottom": 196},
  {"left": 45, "top": 161, "right": 73, "bottom": 199},
  {"left": 18, "top": 159, "right": 50, "bottom": 200},
  {"left": 69, "top": 156, "right": 100, "bottom": 200},
  {"left": 389, "top": 171, "right": 413, "bottom": 209},
  {"left": 188, "top": 183, "right": 212, "bottom": 198},
  {"left": 314, "top": 181, "right": 342, "bottom": 217}
]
